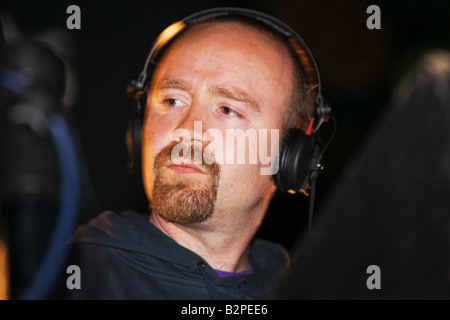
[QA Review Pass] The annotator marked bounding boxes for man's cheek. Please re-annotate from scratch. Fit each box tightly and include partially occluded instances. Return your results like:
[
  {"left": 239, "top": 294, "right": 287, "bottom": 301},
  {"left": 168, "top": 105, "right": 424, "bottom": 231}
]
[
  {"left": 219, "top": 163, "right": 262, "bottom": 189},
  {"left": 258, "top": 128, "right": 280, "bottom": 176}
]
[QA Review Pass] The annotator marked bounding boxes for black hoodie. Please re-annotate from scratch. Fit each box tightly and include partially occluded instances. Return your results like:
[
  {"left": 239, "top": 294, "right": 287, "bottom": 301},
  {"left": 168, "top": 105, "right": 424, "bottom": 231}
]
[{"left": 60, "top": 210, "right": 289, "bottom": 300}]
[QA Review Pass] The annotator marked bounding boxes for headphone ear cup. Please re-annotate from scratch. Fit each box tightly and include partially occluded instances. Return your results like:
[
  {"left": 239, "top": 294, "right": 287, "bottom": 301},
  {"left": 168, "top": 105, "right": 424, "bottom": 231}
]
[
  {"left": 273, "top": 128, "right": 314, "bottom": 193},
  {"left": 126, "top": 104, "right": 143, "bottom": 172}
]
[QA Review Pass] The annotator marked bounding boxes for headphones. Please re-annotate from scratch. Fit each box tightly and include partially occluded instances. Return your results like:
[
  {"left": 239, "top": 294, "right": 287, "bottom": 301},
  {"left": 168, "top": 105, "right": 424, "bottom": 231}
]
[{"left": 126, "top": 7, "right": 332, "bottom": 195}]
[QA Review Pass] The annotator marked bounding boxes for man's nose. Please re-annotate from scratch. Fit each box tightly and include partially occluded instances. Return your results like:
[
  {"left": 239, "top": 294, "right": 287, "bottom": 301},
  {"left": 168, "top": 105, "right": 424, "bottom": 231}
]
[{"left": 173, "top": 102, "right": 210, "bottom": 143}]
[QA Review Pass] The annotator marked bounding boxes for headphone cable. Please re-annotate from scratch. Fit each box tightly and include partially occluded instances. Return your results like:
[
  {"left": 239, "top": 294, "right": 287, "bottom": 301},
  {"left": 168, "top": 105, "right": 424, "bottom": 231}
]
[
  {"left": 308, "top": 174, "right": 317, "bottom": 234},
  {"left": 307, "top": 115, "right": 336, "bottom": 234}
]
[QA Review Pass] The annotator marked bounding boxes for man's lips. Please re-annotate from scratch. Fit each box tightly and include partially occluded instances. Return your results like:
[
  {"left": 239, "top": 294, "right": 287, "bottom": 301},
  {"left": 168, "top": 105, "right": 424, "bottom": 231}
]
[{"left": 166, "top": 162, "right": 205, "bottom": 175}]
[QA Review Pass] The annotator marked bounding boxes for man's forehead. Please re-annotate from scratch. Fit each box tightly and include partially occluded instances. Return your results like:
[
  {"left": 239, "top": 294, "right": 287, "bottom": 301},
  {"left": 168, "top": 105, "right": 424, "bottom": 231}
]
[
  {"left": 178, "top": 20, "right": 288, "bottom": 50},
  {"left": 149, "top": 20, "right": 295, "bottom": 117},
  {"left": 152, "top": 21, "right": 294, "bottom": 85}
]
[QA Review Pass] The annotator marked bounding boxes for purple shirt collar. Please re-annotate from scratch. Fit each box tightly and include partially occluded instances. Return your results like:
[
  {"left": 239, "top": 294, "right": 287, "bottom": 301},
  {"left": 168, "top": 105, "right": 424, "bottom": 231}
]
[{"left": 215, "top": 263, "right": 253, "bottom": 278}]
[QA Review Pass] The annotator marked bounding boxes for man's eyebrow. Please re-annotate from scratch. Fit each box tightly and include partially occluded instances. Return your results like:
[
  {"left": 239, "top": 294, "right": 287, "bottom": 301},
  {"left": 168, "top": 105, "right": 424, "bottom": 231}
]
[
  {"left": 156, "top": 79, "right": 192, "bottom": 91},
  {"left": 210, "top": 85, "right": 261, "bottom": 113},
  {"left": 156, "top": 79, "right": 261, "bottom": 113}
]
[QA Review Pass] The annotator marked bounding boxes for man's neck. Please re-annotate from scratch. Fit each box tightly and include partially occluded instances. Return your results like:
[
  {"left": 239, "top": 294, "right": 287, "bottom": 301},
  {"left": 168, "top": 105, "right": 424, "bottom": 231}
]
[{"left": 149, "top": 211, "right": 260, "bottom": 273}]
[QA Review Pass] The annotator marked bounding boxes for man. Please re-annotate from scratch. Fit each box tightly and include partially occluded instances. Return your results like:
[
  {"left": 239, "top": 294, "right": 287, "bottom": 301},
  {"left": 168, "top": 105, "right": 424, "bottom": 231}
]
[{"left": 61, "top": 8, "right": 318, "bottom": 299}]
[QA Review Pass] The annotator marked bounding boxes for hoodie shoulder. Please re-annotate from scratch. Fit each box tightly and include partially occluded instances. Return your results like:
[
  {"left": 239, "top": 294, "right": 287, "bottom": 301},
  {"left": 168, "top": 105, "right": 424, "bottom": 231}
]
[
  {"left": 70, "top": 211, "right": 162, "bottom": 251},
  {"left": 69, "top": 210, "right": 202, "bottom": 263},
  {"left": 250, "top": 238, "right": 290, "bottom": 272}
]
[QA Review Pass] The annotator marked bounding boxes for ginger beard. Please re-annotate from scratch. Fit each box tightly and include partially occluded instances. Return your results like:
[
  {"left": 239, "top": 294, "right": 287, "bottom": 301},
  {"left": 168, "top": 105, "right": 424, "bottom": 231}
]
[{"left": 150, "top": 141, "right": 221, "bottom": 224}]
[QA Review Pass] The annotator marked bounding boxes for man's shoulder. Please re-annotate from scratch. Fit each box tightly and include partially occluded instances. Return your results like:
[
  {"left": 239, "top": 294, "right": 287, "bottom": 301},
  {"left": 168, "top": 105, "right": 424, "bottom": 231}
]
[
  {"left": 70, "top": 210, "right": 150, "bottom": 243},
  {"left": 76, "top": 210, "right": 148, "bottom": 230},
  {"left": 67, "top": 210, "right": 196, "bottom": 265},
  {"left": 250, "top": 238, "right": 290, "bottom": 271}
]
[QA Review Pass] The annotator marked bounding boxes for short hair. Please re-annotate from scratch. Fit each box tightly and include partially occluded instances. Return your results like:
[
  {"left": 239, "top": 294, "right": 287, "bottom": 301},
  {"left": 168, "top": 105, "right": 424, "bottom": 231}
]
[{"left": 184, "top": 14, "right": 318, "bottom": 135}]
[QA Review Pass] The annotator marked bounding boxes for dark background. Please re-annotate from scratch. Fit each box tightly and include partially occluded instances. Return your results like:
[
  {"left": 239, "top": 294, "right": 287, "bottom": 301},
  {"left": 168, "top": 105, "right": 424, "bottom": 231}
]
[{"left": 1, "top": 0, "right": 449, "bottom": 252}]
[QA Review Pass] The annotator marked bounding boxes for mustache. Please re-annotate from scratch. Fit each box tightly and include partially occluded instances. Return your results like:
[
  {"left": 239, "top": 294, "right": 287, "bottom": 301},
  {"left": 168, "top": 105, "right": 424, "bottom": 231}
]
[{"left": 154, "top": 140, "right": 221, "bottom": 177}]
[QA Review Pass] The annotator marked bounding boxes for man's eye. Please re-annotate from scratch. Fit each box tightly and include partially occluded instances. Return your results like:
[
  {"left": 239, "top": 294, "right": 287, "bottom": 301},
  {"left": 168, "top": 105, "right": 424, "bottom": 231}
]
[
  {"left": 220, "top": 106, "right": 240, "bottom": 117},
  {"left": 164, "top": 98, "right": 183, "bottom": 108}
]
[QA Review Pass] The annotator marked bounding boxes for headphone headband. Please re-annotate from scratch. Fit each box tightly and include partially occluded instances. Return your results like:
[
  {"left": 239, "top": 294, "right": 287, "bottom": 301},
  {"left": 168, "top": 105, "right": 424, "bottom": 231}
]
[
  {"left": 126, "top": 7, "right": 333, "bottom": 196},
  {"left": 182, "top": 8, "right": 323, "bottom": 94},
  {"left": 128, "top": 7, "right": 330, "bottom": 124}
]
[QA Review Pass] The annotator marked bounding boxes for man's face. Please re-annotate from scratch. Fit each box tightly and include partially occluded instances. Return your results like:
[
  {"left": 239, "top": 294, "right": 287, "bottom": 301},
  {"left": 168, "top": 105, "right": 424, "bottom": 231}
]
[{"left": 142, "top": 22, "right": 294, "bottom": 225}]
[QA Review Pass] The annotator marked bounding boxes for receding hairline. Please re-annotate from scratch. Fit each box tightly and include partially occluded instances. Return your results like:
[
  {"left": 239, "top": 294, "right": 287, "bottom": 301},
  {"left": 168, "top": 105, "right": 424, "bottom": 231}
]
[
  {"left": 152, "top": 17, "right": 315, "bottom": 134},
  {"left": 183, "top": 18, "right": 315, "bottom": 133}
]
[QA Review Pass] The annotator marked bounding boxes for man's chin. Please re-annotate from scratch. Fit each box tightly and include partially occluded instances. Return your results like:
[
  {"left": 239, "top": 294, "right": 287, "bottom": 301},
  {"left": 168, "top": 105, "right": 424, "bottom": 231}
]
[
  {"left": 151, "top": 183, "right": 217, "bottom": 224},
  {"left": 150, "top": 141, "right": 221, "bottom": 225}
]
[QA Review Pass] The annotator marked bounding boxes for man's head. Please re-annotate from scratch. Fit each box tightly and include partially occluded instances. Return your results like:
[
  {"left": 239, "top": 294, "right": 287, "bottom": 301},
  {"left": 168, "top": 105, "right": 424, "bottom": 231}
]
[{"left": 141, "top": 15, "right": 316, "bottom": 227}]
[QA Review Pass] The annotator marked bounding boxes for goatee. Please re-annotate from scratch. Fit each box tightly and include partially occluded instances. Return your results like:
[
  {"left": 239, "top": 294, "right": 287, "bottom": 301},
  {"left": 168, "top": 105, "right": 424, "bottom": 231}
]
[{"left": 151, "top": 141, "right": 221, "bottom": 224}]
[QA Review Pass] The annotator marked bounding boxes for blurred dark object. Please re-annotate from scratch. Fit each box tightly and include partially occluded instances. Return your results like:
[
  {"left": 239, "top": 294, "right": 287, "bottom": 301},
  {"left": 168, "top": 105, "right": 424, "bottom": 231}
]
[
  {"left": 0, "top": 18, "right": 4, "bottom": 48},
  {"left": 275, "top": 49, "right": 450, "bottom": 299},
  {"left": 0, "top": 41, "right": 65, "bottom": 197},
  {"left": 0, "top": 40, "right": 65, "bottom": 299}
]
